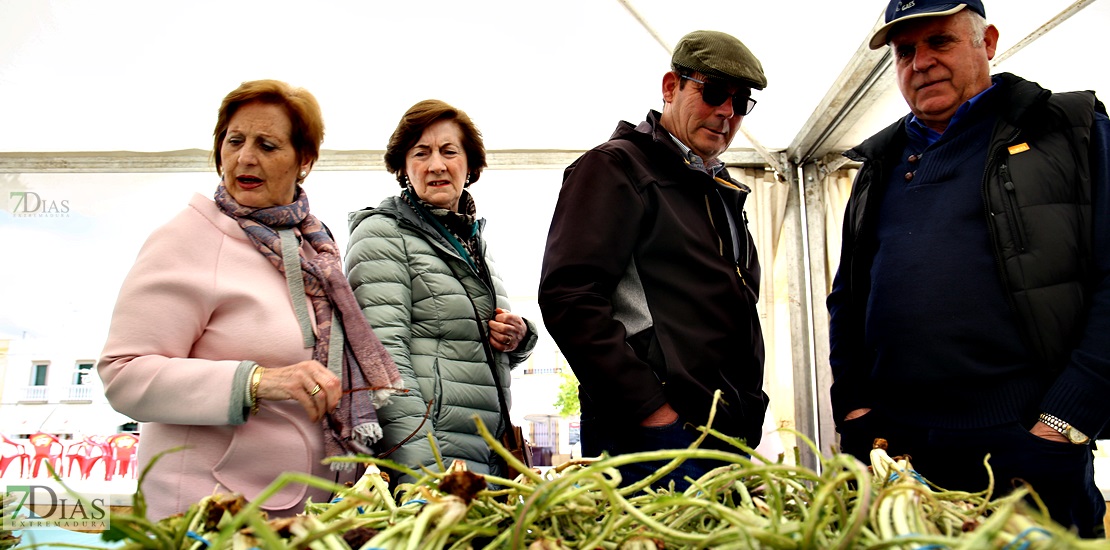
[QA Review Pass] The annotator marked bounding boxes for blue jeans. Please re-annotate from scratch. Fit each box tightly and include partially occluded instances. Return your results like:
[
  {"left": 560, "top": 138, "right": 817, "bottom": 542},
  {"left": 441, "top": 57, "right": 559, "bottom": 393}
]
[{"left": 581, "top": 415, "right": 741, "bottom": 492}]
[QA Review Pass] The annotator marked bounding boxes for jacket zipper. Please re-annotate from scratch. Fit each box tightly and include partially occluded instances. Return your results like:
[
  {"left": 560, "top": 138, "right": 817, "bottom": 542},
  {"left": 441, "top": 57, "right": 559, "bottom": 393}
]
[
  {"left": 999, "top": 163, "right": 1027, "bottom": 252},
  {"left": 409, "top": 216, "right": 510, "bottom": 384},
  {"left": 704, "top": 194, "right": 747, "bottom": 286},
  {"left": 981, "top": 127, "right": 1022, "bottom": 303},
  {"left": 400, "top": 214, "right": 501, "bottom": 333},
  {"left": 742, "top": 210, "right": 752, "bottom": 270}
]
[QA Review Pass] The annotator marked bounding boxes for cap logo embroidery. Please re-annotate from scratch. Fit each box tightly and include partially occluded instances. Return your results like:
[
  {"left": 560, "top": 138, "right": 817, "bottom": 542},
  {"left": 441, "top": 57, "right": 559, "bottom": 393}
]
[{"left": 897, "top": 1, "right": 916, "bottom": 12}]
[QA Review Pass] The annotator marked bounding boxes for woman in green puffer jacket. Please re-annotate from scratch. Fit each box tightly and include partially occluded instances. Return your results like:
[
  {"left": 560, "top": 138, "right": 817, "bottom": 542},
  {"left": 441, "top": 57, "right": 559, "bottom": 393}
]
[{"left": 345, "top": 99, "right": 538, "bottom": 485}]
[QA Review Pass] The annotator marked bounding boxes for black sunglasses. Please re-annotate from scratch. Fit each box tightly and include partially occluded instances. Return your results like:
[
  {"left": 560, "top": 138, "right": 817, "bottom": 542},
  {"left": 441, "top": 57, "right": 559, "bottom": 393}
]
[{"left": 680, "top": 75, "right": 757, "bottom": 116}]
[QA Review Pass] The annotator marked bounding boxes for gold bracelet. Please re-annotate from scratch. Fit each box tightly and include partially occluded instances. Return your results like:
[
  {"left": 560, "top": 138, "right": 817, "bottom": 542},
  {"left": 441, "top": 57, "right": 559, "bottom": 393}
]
[{"left": 250, "top": 366, "right": 265, "bottom": 416}]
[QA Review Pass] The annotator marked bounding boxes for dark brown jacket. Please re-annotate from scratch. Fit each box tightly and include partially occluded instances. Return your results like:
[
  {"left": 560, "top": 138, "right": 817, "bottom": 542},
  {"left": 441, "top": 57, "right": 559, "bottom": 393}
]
[{"left": 538, "top": 110, "right": 767, "bottom": 445}]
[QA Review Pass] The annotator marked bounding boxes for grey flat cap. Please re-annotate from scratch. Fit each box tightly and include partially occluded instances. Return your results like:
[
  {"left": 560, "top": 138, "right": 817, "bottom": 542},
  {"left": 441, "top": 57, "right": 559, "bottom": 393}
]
[{"left": 672, "top": 30, "right": 767, "bottom": 90}]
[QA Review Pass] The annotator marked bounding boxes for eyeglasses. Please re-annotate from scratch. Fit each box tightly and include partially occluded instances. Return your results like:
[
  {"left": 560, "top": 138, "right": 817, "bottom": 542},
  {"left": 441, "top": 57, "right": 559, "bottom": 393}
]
[{"left": 680, "top": 75, "right": 757, "bottom": 116}]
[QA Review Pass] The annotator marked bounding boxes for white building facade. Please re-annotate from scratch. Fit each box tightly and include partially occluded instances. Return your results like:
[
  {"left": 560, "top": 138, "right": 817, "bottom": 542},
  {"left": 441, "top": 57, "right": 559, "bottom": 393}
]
[{"left": 0, "top": 337, "right": 136, "bottom": 443}]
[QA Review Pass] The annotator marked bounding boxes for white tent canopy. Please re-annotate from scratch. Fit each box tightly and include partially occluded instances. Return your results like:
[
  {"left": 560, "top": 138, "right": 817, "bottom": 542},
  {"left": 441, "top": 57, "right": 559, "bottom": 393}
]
[{"left": 2, "top": 0, "right": 1105, "bottom": 157}]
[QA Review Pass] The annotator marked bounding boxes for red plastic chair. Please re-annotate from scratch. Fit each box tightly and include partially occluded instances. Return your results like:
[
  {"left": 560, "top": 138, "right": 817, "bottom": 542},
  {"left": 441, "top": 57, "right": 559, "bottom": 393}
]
[
  {"left": 106, "top": 433, "right": 139, "bottom": 480},
  {"left": 64, "top": 436, "right": 107, "bottom": 480},
  {"left": 98, "top": 437, "right": 115, "bottom": 481},
  {"left": 28, "top": 432, "right": 64, "bottom": 478},
  {"left": 1, "top": 435, "right": 29, "bottom": 477}
]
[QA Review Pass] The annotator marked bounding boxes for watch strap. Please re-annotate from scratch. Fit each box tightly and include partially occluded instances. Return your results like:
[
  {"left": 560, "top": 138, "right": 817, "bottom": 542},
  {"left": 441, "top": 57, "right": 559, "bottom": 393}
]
[
  {"left": 1039, "top": 413, "right": 1090, "bottom": 444},
  {"left": 1038, "top": 413, "right": 1070, "bottom": 435}
]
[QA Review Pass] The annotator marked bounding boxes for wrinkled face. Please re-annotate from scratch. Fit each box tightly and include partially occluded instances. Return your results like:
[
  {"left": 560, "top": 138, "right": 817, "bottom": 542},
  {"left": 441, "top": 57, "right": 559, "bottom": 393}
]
[
  {"left": 659, "top": 71, "right": 744, "bottom": 161},
  {"left": 889, "top": 12, "right": 997, "bottom": 133},
  {"left": 405, "top": 119, "right": 468, "bottom": 211},
  {"left": 221, "top": 102, "right": 308, "bottom": 208}
]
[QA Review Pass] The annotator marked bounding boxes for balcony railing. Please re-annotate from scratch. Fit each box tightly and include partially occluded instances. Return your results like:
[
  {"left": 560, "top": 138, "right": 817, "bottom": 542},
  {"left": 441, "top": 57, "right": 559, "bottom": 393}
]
[
  {"left": 64, "top": 384, "right": 95, "bottom": 402},
  {"left": 20, "top": 385, "right": 48, "bottom": 402},
  {"left": 18, "top": 384, "right": 99, "bottom": 403}
]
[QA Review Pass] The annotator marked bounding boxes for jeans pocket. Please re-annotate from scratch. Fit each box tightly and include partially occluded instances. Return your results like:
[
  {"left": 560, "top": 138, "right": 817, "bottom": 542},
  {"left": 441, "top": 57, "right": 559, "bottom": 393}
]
[{"left": 636, "top": 418, "right": 696, "bottom": 450}]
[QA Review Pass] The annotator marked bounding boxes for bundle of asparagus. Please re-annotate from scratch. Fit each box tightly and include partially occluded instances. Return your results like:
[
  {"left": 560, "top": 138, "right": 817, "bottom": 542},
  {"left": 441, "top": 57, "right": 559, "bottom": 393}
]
[{"left": 66, "top": 395, "right": 1102, "bottom": 549}]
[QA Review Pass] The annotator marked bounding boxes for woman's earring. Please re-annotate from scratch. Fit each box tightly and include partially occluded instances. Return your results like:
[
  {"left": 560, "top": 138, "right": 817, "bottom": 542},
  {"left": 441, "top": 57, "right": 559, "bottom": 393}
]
[
  {"left": 403, "top": 175, "right": 409, "bottom": 186},
  {"left": 465, "top": 173, "right": 471, "bottom": 185},
  {"left": 299, "top": 170, "right": 308, "bottom": 179}
]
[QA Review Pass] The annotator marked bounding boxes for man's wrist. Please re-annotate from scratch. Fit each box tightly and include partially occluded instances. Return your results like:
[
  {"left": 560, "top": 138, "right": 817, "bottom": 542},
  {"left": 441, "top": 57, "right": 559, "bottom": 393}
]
[{"left": 1039, "top": 413, "right": 1090, "bottom": 444}]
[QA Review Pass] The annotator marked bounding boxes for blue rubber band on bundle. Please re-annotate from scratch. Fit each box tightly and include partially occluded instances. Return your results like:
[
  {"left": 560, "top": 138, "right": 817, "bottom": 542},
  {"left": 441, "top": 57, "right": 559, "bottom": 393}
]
[
  {"left": 186, "top": 531, "right": 210, "bottom": 547},
  {"left": 1002, "top": 526, "right": 1052, "bottom": 550},
  {"left": 329, "top": 495, "right": 366, "bottom": 513}
]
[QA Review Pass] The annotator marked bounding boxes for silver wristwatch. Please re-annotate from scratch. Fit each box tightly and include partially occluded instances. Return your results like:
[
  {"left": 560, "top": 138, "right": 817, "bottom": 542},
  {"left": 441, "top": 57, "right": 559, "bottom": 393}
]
[{"left": 1039, "top": 413, "right": 1091, "bottom": 445}]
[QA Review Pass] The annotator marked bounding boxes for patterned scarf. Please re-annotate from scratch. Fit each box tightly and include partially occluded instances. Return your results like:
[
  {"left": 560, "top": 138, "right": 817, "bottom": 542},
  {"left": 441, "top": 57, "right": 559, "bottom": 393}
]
[
  {"left": 402, "top": 186, "right": 488, "bottom": 282},
  {"left": 214, "top": 184, "right": 402, "bottom": 464}
]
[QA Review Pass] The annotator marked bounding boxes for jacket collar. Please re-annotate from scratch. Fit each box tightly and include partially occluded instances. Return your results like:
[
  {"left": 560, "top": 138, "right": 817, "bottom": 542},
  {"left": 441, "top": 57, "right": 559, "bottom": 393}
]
[
  {"left": 845, "top": 73, "right": 1050, "bottom": 164},
  {"left": 994, "top": 72, "right": 1051, "bottom": 128},
  {"left": 611, "top": 110, "right": 745, "bottom": 189},
  {"left": 352, "top": 194, "right": 486, "bottom": 261}
]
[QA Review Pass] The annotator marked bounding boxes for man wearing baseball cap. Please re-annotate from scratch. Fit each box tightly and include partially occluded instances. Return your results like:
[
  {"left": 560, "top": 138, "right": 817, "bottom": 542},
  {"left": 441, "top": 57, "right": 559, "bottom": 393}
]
[
  {"left": 539, "top": 30, "right": 769, "bottom": 490},
  {"left": 829, "top": 0, "right": 1110, "bottom": 536}
]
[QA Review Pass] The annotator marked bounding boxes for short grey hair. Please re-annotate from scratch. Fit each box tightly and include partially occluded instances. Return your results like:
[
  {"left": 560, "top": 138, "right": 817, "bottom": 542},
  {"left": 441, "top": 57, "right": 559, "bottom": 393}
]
[{"left": 964, "top": 9, "right": 988, "bottom": 47}]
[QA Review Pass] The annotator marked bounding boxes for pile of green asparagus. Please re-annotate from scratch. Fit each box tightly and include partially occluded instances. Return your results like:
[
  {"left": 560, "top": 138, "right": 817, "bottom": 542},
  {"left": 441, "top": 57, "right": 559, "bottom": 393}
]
[{"left": 20, "top": 399, "right": 1107, "bottom": 549}]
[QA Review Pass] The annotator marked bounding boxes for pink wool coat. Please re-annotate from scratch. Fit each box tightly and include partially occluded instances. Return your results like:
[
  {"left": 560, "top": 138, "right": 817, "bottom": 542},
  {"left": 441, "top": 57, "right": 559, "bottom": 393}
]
[{"left": 98, "top": 194, "right": 356, "bottom": 520}]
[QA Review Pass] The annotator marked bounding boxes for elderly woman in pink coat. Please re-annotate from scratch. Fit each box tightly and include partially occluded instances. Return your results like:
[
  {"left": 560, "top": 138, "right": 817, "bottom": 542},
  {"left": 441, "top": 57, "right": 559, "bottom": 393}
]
[{"left": 98, "top": 80, "right": 401, "bottom": 520}]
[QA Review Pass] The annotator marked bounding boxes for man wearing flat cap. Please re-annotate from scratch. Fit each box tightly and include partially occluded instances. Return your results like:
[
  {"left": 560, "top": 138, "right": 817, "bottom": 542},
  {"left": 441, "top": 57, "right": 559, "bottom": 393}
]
[
  {"left": 828, "top": 0, "right": 1110, "bottom": 536},
  {"left": 539, "top": 30, "right": 769, "bottom": 489}
]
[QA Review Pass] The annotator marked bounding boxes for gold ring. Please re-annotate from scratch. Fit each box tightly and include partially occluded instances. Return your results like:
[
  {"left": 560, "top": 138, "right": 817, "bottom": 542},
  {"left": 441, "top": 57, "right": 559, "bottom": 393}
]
[{"left": 310, "top": 384, "right": 321, "bottom": 396}]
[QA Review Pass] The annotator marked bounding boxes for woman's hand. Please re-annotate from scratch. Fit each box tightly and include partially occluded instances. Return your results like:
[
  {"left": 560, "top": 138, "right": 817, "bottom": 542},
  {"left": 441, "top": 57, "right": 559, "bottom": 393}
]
[
  {"left": 255, "top": 360, "right": 341, "bottom": 422},
  {"left": 489, "top": 308, "right": 527, "bottom": 353}
]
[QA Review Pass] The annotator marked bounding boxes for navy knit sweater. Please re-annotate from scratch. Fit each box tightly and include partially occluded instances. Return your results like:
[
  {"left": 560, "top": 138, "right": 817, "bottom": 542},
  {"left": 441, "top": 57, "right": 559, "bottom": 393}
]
[{"left": 866, "top": 96, "right": 1045, "bottom": 428}]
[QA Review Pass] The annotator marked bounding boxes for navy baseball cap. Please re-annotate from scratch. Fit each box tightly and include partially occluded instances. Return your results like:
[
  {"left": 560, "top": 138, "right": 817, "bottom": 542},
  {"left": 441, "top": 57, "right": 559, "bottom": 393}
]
[{"left": 869, "top": 1, "right": 987, "bottom": 49}]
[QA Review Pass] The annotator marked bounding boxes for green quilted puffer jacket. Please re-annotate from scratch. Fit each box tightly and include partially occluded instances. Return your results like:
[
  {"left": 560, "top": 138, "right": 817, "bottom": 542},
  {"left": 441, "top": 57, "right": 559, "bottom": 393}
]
[{"left": 345, "top": 194, "right": 537, "bottom": 484}]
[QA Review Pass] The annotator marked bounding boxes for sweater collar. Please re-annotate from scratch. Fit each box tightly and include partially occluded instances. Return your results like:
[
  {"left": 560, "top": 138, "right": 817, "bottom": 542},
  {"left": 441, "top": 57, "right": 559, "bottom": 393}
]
[
  {"left": 666, "top": 131, "right": 726, "bottom": 177},
  {"left": 907, "top": 77, "right": 999, "bottom": 146}
]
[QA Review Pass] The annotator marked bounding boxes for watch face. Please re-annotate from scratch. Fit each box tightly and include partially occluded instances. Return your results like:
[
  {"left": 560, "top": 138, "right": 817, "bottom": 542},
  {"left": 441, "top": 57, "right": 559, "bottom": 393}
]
[{"left": 1067, "top": 427, "right": 1090, "bottom": 444}]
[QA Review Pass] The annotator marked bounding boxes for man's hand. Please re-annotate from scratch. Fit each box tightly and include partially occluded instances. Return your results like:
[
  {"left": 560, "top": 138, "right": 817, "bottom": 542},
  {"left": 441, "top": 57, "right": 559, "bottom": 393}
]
[
  {"left": 844, "top": 408, "right": 871, "bottom": 421},
  {"left": 1031, "top": 421, "right": 1069, "bottom": 443},
  {"left": 641, "top": 403, "right": 680, "bottom": 427}
]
